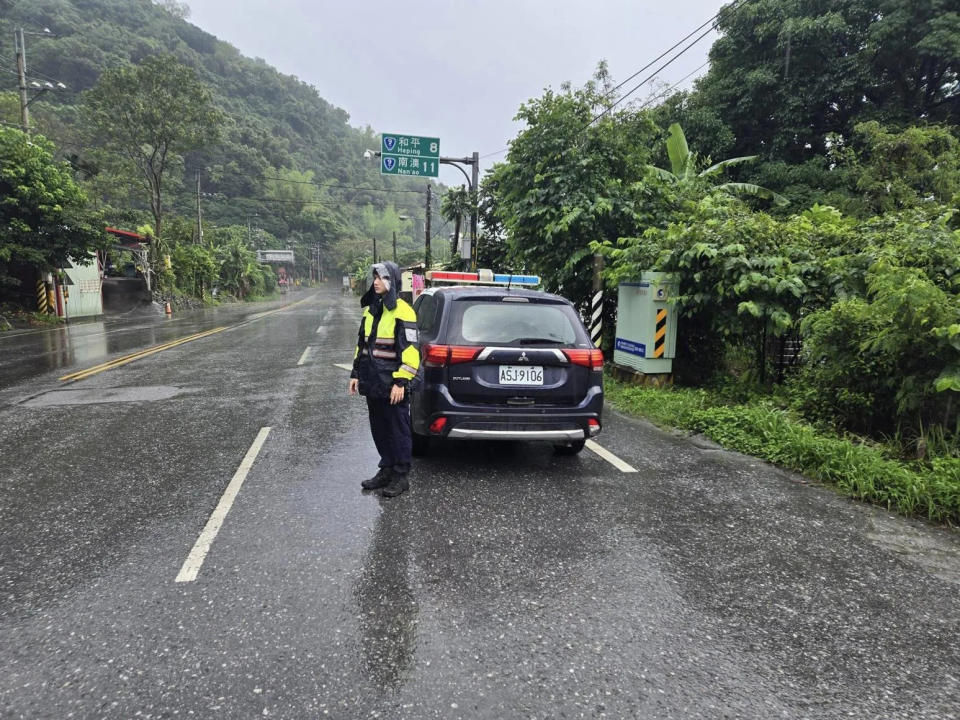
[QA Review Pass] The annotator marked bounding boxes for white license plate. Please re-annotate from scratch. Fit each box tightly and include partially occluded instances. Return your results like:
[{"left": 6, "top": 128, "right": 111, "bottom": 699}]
[{"left": 499, "top": 365, "right": 543, "bottom": 385}]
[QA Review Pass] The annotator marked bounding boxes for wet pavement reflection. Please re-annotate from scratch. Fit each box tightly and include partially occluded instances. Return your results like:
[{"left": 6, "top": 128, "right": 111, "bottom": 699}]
[
  {"left": 0, "top": 294, "right": 304, "bottom": 388},
  {"left": 354, "top": 501, "right": 419, "bottom": 691}
]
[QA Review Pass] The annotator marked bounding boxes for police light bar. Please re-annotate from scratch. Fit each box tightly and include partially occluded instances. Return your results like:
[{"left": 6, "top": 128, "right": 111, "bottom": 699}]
[
  {"left": 493, "top": 274, "right": 540, "bottom": 285},
  {"left": 426, "top": 270, "right": 540, "bottom": 286}
]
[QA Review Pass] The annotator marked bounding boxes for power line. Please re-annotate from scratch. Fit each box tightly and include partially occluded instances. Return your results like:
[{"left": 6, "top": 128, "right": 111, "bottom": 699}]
[
  {"left": 255, "top": 173, "right": 427, "bottom": 194},
  {"left": 634, "top": 60, "right": 711, "bottom": 112},
  {"left": 215, "top": 194, "right": 416, "bottom": 209},
  {"left": 588, "top": 24, "right": 717, "bottom": 127},
  {"left": 0, "top": 52, "right": 66, "bottom": 86},
  {"left": 477, "top": 0, "right": 748, "bottom": 160},
  {"left": 599, "top": 2, "right": 738, "bottom": 102}
]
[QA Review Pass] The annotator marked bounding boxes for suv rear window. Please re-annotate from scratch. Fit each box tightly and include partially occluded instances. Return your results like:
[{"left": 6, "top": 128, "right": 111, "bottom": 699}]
[{"left": 452, "top": 300, "right": 581, "bottom": 345}]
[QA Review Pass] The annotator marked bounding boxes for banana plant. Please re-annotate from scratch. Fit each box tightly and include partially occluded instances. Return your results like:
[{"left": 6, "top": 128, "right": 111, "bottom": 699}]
[{"left": 648, "top": 123, "right": 789, "bottom": 206}]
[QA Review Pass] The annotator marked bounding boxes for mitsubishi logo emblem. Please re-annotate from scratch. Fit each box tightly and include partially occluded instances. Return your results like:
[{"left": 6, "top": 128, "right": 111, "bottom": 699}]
[{"left": 518, "top": 351, "right": 530, "bottom": 363}]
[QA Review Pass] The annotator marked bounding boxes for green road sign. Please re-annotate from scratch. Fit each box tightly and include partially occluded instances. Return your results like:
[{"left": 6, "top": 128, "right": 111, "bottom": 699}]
[
  {"left": 381, "top": 133, "right": 439, "bottom": 158},
  {"left": 380, "top": 133, "right": 440, "bottom": 177},
  {"left": 380, "top": 154, "right": 439, "bottom": 178}
]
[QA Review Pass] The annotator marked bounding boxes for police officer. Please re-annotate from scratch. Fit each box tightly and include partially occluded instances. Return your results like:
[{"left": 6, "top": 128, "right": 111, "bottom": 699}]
[{"left": 348, "top": 261, "right": 420, "bottom": 497}]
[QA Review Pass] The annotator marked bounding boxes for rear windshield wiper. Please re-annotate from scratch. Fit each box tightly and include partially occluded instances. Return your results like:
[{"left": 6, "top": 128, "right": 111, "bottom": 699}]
[{"left": 514, "top": 337, "right": 565, "bottom": 345}]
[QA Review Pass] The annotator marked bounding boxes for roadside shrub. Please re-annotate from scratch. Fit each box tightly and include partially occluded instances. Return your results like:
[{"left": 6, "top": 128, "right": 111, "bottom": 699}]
[
  {"left": 605, "top": 376, "right": 960, "bottom": 524},
  {"left": 789, "top": 298, "right": 895, "bottom": 435},
  {"left": 793, "top": 263, "right": 959, "bottom": 444}
]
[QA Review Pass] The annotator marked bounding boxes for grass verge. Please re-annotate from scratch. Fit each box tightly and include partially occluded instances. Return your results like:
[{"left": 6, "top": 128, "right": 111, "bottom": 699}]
[
  {"left": 604, "top": 375, "right": 960, "bottom": 525},
  {"left": 0, "top": 305, "right": 64, "bottom": 330}
]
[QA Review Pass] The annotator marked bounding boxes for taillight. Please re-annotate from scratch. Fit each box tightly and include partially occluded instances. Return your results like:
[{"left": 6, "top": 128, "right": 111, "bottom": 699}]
[
  {"left": 429, "top": 417, "right": 448, "bottom": 434},
  {"left": 588, "top": 418, "right": 601, "bottom": 436},
  {"left": 423, "top": 344, "right": 480, "bottom": 367},
  {"left": 564, "top": 348, "right": 604, "bottom": 371},
  {"left": 449, "top": 346, "right": 481, "bottom": 364},
  {"left": 423, "top": 344, "right": 449, "bottom": 367}
]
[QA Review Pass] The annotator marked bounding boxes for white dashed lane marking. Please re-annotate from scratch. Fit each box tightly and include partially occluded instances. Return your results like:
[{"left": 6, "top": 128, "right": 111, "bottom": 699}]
[{"left": 175, "top": 427, "right": 272, "bottom": 583}]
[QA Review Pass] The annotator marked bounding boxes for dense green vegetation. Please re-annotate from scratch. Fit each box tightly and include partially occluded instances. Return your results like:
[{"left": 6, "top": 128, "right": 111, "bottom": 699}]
[
  {"left": 481, "top": 1, "right": 959, "bottom": 490},
  {"left": 0, "top": 129, "right": 102, "bottom": 290},
  {"left": 0, "top": 0, "right": 443, "bottom": 305}
]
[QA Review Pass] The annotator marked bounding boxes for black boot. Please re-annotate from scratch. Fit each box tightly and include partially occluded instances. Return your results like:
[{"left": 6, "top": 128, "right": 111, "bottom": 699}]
[
  {"left": 381, "top": 472, "right": 409, "bottom": 498},
  {"left": 361, "top": 468, "right": 392, "bottom": 490}
]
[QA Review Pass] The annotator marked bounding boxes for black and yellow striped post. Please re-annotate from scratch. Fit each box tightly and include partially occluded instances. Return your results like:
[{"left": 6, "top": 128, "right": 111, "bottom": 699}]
[
  {"left": 36, "top": 279, "right": 48, "bottom": 313},
  {"left": 653, "top": 308, "right": 667, "bottom": 359}
]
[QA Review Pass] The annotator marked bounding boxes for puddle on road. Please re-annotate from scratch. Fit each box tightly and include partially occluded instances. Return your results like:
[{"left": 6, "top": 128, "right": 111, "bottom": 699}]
[{"left": 20, "top": 385, "right": 195, "bottom": 407}]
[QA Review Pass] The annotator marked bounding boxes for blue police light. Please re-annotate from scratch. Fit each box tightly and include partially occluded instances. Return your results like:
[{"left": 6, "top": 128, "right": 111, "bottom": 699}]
[{"left": 493, "top": 274, "right": 540, "bottom": 285}]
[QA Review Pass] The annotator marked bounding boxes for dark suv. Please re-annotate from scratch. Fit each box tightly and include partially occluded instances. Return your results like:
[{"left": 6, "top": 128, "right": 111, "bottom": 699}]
[{"left": 410, "top": 285, "right": 603, "bottom": 455}]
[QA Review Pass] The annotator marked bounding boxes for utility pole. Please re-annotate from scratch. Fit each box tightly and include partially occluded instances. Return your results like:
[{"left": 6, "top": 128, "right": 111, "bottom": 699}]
[
  {"left": 470, "top": 151, "right": 479, "bottom": 271},
  {"left": 392, "top": 230, "right": 397, "bottom": 264},
  {"left": 15, "top": 29, "right": 29, "bottom": 134},
  {"left": 425, "top": 184, "right": 432, "bottom": 269},
  {"left": 373, "top": 236, "right": 377, "bottom": 263},
  {"left": 195, "top": 171, "right": 203, "bottom": 244}
]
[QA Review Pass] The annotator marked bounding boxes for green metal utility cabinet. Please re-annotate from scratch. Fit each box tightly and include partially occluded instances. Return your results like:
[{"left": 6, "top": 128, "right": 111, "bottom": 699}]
[{"left": 614, "top": 272, "right": 678, "bottom": 374}]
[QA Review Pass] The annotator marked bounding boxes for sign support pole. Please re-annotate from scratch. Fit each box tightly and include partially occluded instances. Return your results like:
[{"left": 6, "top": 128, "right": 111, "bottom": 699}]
[{"left": 425, "top": 185, "right": 432, "bottom": 269}]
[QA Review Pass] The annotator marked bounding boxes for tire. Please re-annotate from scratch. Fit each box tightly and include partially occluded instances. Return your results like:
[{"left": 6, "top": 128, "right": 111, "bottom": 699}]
[
  {"left": 412, "top": 430, "right": 431, "bottom": 457},
  {"left": 553, "top": 439, "right": 586, "bottom": 455}
]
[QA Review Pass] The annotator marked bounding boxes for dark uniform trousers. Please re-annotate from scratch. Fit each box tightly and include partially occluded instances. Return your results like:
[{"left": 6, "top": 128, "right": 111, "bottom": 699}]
[{"left": 366, "top": 396, "right": 412, "bottom": 475}]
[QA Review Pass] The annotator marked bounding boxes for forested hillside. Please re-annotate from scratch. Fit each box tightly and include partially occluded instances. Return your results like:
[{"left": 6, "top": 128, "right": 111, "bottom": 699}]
[{"left": 0, "top": 0, "right": 437, "bottom": 280}]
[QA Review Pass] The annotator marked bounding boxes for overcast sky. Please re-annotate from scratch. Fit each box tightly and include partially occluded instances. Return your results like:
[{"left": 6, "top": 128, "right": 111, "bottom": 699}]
[{"left": 186, "top": 0, "right": 729, "bottom": 187}]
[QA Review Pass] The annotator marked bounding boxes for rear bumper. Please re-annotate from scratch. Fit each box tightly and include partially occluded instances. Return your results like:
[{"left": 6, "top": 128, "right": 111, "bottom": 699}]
[
  {"left": 448, "top": 428, "right": 585, "bottom": 441},
  {"left": 412, "top": 385, "right": 603, "bottom": 442}
]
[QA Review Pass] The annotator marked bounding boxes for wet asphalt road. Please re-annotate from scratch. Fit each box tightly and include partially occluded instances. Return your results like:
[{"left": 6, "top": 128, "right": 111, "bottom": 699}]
[
  {"left": 0, "top": 299, "right": 300, "bottom": 389},
  {"left": 0, "top": 284, "right": 958, "bottom": 719}
]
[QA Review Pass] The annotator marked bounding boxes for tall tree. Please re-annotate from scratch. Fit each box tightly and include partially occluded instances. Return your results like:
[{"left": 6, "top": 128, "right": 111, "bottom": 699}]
[
  {"left": 82, "top": 55, "right": 222, "bottom": 264},
  {"left": 698, "top": 0, "right": 960, "bottom": 163},
  {"left": 488, "top": 65, "right": 659, "bottom": 308},
  {"left": 0, "top": 128, "right": 101, "bottom": 294}
]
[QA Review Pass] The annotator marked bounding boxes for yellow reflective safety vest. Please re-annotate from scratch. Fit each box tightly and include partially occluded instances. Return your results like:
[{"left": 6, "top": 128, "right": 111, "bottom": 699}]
[{"left": 351, "top": 298, "right": 420, "bottom": 398}]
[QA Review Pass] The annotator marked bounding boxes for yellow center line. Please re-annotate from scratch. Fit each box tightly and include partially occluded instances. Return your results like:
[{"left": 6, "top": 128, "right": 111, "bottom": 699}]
[
  {"left": 60, "top": 326, "right": 229, "bottom": 382},
  {"left": 59, "top": 294, "right": 320, "bottom": 383}
]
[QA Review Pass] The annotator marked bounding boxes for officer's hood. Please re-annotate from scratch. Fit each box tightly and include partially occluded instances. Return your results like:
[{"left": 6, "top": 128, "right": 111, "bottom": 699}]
[{"left": 360, "top": 261, "right": 402, "bottom": 311}]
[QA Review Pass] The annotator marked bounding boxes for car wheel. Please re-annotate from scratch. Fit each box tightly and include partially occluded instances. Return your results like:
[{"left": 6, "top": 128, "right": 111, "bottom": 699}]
[
  {"left": 553, "top": 439, "right": 586, "bottom": 455},
  {"left": 412, "top": 430, "right": 431, "bottom": 457}
]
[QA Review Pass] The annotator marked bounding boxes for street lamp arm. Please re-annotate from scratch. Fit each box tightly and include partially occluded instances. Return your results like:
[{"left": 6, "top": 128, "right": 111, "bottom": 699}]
[
  {"left": 24, "top": 87, "right": 49, "bottom": 108},
  {"left": 439, "top": 159, "right": 473, "bottom": 190}
]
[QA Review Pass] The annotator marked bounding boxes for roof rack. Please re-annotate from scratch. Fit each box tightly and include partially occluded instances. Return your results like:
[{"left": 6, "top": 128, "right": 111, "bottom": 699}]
[{"left": 425, "top": 269, "right": 540, "bottom": 287}]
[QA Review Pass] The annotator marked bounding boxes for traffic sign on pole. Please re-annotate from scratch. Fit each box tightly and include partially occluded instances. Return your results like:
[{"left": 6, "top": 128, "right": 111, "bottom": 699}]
[
  {"left": 381, "top": 133, "right": 439, "bottom": 158},
  {"left": 380, "top": 133, "right": 440, "bottom": 177}
]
